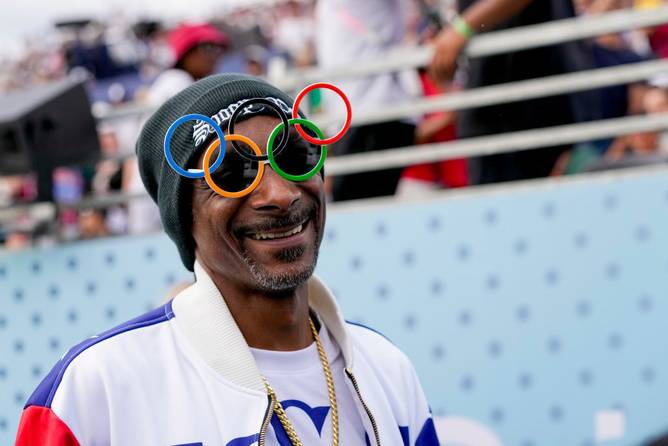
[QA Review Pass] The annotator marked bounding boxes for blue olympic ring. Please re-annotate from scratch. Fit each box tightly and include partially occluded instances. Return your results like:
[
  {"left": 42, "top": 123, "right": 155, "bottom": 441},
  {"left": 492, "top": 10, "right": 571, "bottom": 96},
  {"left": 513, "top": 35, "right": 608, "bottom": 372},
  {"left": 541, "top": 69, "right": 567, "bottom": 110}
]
[{"left": 163, "top": 113, "right": 226, "bottom": 179}]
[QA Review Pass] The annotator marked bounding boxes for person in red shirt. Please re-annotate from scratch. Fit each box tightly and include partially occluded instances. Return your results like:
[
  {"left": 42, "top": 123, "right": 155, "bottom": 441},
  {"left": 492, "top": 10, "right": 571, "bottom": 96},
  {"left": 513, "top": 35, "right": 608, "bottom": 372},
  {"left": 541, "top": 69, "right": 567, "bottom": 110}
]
[{"left": 397, "top": 70, "right": 469, "bottom": 196}]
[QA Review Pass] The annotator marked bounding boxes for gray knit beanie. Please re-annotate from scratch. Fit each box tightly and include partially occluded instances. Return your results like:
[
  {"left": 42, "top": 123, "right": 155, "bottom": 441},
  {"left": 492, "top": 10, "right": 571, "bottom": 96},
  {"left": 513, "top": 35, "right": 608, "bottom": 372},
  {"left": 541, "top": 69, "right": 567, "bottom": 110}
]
[{"left": 136, "top": 73, "right": 299, "bottom": 271}]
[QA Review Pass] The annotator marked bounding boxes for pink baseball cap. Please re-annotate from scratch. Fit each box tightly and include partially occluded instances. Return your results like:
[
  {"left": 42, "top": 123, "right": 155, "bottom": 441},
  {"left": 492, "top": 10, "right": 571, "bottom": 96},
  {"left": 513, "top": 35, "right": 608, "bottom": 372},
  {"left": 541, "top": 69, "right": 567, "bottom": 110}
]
[{"left": 168, "top": 23, "right": 228, "bottom": 63}]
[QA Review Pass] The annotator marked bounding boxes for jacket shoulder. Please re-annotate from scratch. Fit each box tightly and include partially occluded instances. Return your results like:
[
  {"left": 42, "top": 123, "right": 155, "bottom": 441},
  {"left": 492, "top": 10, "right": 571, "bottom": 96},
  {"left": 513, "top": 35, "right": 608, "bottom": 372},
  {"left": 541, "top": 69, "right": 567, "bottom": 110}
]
[
  {"left": 346, "top": 320, "right": 412, "bottom": 365},
  {"left": 25, "top": 302, "right": 175, "bottom": 409}
]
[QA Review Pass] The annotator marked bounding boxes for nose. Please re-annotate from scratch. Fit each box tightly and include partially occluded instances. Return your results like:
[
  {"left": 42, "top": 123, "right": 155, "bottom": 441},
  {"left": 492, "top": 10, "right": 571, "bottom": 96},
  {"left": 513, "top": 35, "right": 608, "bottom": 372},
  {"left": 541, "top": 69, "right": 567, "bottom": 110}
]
[{"left": 247, "top": 166, "right": 301, "bottom": 212}]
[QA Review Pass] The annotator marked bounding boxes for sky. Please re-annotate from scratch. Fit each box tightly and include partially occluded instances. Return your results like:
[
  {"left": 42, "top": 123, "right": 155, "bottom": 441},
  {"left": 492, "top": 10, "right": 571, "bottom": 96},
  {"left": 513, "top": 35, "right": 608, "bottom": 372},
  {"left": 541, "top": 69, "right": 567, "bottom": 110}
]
[{"left": 0, "top": 0, "right": 257, "bottom": 58}]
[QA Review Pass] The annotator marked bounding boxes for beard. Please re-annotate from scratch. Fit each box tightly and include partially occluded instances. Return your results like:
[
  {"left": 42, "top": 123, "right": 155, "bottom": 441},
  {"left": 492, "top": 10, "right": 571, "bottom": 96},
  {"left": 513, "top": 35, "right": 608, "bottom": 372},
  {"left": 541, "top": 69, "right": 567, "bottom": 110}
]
[
  {"left": 240, "top": 244, "right": 319, "bottom": 292},
  {"left": 235, "top": 202, "right": 321, "bottom": 293}
]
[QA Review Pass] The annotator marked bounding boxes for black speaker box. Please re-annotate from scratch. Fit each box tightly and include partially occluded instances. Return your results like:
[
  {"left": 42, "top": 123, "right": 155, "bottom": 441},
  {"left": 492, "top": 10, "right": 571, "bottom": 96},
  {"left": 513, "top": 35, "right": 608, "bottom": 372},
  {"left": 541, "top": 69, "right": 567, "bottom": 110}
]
[{"left": 0, "top": 76, "right": 100, "bottom": 200}]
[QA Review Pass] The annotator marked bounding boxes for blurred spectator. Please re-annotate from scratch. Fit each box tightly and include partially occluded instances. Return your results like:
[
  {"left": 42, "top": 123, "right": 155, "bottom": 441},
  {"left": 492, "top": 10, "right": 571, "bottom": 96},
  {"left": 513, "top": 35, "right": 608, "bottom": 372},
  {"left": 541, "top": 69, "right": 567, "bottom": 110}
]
[
  {"left": 124, "top": 22, "right": 228, "bottom": 236},
  {"left": 0, "top": 38, "right": 66, "bottom": 94},
  {"left": 132, "top": 20, "right": 172, "bottom": 80},
  {"left": 396, "top": 72, "right": 469, "bottom": 196},
  {"left": 3, "top": 231, "right": 31, "bottom": 251},
  {"left": 398, "top": 23, "right": 469, "bottom": 196},
  {"left": 92, "top": 159, "right": 123, "bottom": 195},
  {"left": 105, "top": 206, "right": 129, "bottom": 235},
  {"left": 644, "top": 83, "right": 668, "bottom": 113},
  {"left": 430, "top": 0, "right": 603, "bottom": 184},
  {"left": 148, "top": 23, "right": 228, "bottom": 104},
  {"left": 78, "top": 209, "right": 110, "bottom": 239},
  {"left": 61, "top": 23, "right": 138, "bottom": 80},
  {"left": 0, "top": 176, "right": 35, "bottom": 207},
  {"left": 559, "top": 84, "right": 668, "bottom": 173},
  {"left": 606, "top": 129, "right": 661, "bottom": 159},
  {"left": 1, "top": 209, "right": 38, "bottom": 251},
  {"left": 52, "top": 168, "right": 84, "bottom": 205},
  {"left": 244, "top": 45, "right": 269, "bottom": 76},
  {"left": 605, "top": 86, "right": 668, "bottom": 161},
  {"left": 649, "top": 23, "right": 668, "bottom": 58},
  {"left": 634, "top": 0, "right": 668, "bottom": 58},
  {"left": 552, "top": 0, "right": 651, "bottom": 175},
  {"left": 271, "top": 0, "right": 316, "bottom": 66},
  {"left": 59, "top": 208, "right": 80, "bottom": 241},
  {"left": 316, "top": 0, "right": 421, "bottom": 201}
]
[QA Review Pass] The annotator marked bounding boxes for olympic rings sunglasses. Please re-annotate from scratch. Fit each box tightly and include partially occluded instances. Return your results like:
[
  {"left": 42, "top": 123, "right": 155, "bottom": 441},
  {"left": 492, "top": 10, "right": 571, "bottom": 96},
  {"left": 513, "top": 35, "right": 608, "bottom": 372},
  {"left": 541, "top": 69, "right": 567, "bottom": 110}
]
[{"left": 163, "top": 82, "right": 352, "bottom": 198}]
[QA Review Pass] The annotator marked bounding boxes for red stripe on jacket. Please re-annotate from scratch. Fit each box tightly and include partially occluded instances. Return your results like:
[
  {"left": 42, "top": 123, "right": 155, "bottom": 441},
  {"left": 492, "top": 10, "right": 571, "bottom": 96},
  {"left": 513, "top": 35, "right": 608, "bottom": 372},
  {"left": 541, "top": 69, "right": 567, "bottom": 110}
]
[{"left": 15, "top": 406, "right": 80, "bottom": 446}]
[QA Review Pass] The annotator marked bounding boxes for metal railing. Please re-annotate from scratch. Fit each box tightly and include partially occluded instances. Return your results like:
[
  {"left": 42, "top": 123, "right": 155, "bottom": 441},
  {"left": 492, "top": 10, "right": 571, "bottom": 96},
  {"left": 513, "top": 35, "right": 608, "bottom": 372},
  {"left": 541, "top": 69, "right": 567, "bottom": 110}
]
[
  {"left": 3, "top": 6, "right": 668, "bottom": 218},
  {"left": 95, "top": 6, "right": 668, "bottom": 121},
  {"left": 327, "top": 113, "right": 668, "bottom": 175},
  {"left": 272, "top": 7, "right": 668, "bottom": 90},
  {"left": 315, "top": 59, "right": 668, "bottom": 128},
  {"left": 4, "top": 111, "right": 663, "bottom": 220}
]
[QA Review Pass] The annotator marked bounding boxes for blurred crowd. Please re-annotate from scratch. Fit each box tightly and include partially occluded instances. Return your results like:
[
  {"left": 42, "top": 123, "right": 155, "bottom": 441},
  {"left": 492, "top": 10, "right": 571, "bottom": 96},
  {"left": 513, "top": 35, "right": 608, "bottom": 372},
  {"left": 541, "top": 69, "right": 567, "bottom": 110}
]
[
  {"left": 0, "top": 1, "right": 318, "bottom": 97},
  {"left": 2, "top": 0, "right": 668, "bottom": 251}
]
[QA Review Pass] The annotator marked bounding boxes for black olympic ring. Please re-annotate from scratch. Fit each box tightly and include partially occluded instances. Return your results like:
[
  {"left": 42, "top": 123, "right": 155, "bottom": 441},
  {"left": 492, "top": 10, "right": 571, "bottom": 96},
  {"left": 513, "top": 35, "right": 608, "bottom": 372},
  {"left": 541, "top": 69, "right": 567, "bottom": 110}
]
[{"left": 227, "top": 97, "right": 290, "bottom": 162}]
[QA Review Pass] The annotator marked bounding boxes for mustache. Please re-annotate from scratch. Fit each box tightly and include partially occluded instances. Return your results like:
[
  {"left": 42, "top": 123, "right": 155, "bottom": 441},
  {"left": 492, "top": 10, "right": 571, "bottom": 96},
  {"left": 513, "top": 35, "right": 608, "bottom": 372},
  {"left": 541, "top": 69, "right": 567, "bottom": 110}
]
[{"left": 233, "top": 202, "right": 316, "bottom": 237}]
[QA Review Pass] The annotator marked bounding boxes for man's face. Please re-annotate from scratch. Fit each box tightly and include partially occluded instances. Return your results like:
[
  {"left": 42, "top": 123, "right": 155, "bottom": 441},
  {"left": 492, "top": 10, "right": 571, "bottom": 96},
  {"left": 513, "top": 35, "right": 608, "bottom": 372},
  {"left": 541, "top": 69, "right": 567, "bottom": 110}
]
[
  {"left": 182, "top": 43, "right": 223, "bottom": 79},
  {"left": 191, "top": 115, "right": 326, "bottom": 293}
]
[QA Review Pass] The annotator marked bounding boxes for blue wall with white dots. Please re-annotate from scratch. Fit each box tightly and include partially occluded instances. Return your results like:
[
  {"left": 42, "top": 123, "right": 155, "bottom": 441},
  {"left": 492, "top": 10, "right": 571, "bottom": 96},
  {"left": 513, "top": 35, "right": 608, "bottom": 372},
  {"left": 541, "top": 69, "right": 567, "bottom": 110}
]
[{"left": 1, "top": 169, "right": 668, "bottom": 445}]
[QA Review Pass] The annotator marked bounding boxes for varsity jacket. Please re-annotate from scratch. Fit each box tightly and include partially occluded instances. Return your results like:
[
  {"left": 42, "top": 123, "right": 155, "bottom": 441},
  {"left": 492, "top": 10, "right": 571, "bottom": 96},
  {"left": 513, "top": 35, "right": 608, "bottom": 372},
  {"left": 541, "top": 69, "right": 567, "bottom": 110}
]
[{"left": 16, "top": 260, "right": 439, "bottom": 446}]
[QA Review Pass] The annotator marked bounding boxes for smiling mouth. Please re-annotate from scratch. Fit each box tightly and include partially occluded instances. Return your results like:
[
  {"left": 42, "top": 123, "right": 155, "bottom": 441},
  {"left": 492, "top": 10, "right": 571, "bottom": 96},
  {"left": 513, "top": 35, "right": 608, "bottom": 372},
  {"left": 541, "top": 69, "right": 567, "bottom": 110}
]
[
  {"left": 245, "top": 216, "right": 310, "bottom": 241},
  {"left": 249, "top": 221, "right": 307, "bottom": 240}
]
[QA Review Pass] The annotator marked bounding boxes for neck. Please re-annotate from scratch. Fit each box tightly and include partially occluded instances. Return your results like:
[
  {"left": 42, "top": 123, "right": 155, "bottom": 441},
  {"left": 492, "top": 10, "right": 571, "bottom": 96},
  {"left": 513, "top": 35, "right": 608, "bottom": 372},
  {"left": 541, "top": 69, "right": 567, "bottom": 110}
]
[{"left": 202, "top": 264, "right": 313, "bottom": 351}]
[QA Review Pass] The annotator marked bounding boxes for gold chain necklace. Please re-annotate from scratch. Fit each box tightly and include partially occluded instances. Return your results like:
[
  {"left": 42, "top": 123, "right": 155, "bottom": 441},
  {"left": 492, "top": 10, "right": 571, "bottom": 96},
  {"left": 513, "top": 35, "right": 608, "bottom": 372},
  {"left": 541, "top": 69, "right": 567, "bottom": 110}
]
[{"left": 262, "top": 318, "right": 339, "bottom": 446}]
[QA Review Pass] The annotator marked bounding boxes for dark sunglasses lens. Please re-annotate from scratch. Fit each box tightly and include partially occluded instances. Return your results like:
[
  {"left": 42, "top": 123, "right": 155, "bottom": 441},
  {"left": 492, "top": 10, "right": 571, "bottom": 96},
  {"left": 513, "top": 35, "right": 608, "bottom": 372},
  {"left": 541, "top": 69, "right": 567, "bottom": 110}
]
[
  {"left": 274, "top": 129, "right": 321, "bottom": 176},
  {"left": 209, "top": 146, "right": 259, "bottom": 192}
]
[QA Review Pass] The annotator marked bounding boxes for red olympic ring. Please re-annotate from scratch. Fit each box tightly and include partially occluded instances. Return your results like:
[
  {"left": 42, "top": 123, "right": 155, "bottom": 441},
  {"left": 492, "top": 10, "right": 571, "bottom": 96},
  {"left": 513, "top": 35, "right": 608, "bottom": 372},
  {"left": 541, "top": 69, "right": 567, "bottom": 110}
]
[{"left": 292, "top": 82, "right": 352, "bottom": 146}]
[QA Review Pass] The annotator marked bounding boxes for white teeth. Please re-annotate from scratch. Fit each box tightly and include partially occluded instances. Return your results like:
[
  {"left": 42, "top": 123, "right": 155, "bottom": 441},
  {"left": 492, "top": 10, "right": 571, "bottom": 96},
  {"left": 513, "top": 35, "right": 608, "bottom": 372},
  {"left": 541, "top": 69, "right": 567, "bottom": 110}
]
[{"left": 252, "top": 224, "right": 303, "bottom": 240}]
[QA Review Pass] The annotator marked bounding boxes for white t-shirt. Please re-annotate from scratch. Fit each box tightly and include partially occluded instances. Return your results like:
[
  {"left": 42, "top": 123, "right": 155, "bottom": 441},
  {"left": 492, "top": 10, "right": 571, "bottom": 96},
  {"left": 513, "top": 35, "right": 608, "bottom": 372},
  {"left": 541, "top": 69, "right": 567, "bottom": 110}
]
[
  {"left": 250, "top": 325, "right": 367, "bottom": 445},
  {"left": 146, "top": 68, "right": 194, "bottom": 106},
  {"left": 274, "top": 16, "right": 315, "bottom": 58}
]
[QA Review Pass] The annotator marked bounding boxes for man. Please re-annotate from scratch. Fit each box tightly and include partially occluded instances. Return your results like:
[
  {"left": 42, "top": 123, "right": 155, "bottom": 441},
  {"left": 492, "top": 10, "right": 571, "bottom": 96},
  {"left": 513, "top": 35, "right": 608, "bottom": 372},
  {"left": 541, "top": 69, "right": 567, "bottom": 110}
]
[
  {"left": 16, "top": 74, "right": 439, "bottom": 445},
  {"left": 316, "top": 0, "right": 420, "bottom": 201},
  {"left": 149, "top": 22, "right": 228, "bottom": 104},
  {"left": 430, "top": 0, "right": 601, "bottom": 183}
]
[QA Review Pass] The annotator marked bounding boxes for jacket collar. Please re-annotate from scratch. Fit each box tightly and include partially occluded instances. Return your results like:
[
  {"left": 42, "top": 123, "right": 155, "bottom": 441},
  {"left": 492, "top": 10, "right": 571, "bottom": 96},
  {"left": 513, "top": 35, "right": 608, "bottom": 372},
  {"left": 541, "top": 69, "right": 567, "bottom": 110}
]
[{"left": 171, "top": 260, "right": 354, "bottom": 392}]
